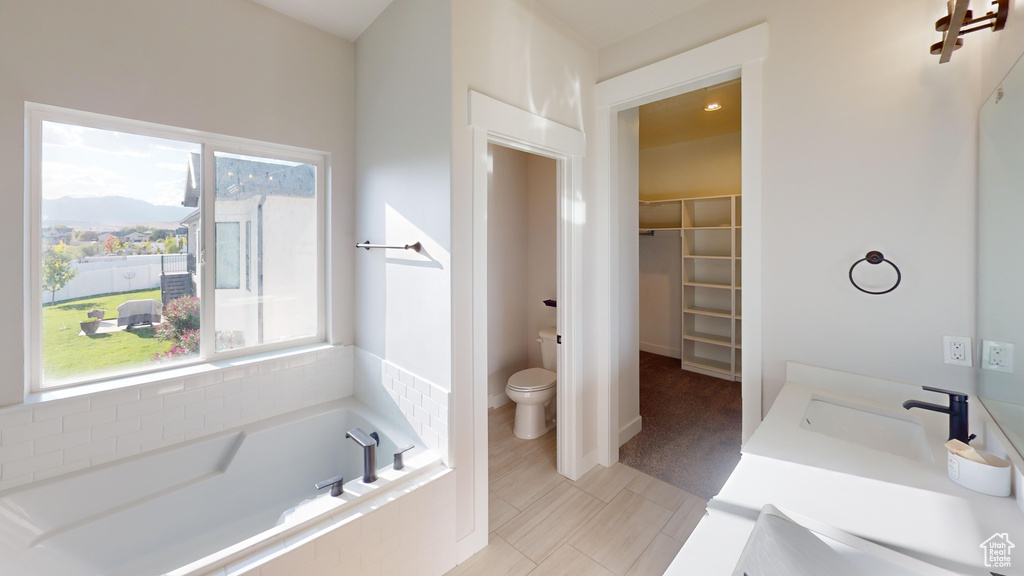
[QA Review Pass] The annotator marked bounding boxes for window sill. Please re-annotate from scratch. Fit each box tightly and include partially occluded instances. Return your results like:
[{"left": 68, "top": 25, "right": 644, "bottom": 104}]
[{"left": 24, "top": 342, "right": 339, "bottom": 408}]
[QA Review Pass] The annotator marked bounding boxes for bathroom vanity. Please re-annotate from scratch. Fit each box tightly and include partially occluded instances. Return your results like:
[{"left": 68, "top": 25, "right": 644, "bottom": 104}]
[{"left": 665, "top": 363, "right": 1024, "bottom": 575}]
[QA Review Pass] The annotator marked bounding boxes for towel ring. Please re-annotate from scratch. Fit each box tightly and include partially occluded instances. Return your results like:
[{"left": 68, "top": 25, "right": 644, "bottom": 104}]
[{"left": 849, "top": 251, "right": 901, "bottom": 295}]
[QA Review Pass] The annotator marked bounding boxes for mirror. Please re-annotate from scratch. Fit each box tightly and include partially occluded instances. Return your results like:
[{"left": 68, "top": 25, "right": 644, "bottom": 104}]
[{"left": 978, "top": 51, "right": 1024, "bottom": 454}]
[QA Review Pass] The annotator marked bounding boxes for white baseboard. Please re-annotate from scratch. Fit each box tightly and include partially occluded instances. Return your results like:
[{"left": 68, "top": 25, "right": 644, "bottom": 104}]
[
  {"left": 639, "top": 342, "right": 680, "bottom": 359},
  {"left": 488, "top": 391, "right": 511, "bottom": 409},
  {"left": 619, "top": 415, "right": 642, "bottom": 446}
]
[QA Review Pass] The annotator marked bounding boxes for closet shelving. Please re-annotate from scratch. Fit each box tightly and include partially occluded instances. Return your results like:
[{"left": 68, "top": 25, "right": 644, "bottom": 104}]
[{"left": 640, "top": 194, "right": 741, "bottom": 381}]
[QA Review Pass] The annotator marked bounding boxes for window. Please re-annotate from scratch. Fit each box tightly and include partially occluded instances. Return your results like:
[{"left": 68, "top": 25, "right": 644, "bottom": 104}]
[{"left": 28, "top": 105, "right": 326, "bottom": 390}]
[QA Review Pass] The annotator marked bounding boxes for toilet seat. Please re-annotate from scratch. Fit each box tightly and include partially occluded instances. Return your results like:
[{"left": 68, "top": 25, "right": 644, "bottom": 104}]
[{"left": 507, "top": 367, "right": 556, "bottom": 392}]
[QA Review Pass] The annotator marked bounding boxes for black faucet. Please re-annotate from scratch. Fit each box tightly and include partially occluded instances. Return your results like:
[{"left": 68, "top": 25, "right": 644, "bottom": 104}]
[
  {"left": 902, "top": 385, "right": 974, "bottom": 444},
  {"left": 346, "top": 428, "right": 379, "bottom": 483}
]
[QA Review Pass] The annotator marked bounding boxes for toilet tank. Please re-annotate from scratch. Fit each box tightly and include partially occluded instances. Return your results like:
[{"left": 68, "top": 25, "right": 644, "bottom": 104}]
[{"left": 539, "top": 327, "right": 558, "bottom": 371}]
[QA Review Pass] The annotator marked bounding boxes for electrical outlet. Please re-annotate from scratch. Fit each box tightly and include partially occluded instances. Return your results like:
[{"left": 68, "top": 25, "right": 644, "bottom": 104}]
[
  {"left": 983, "top": 340, "right": 1015, "bottom": 373},
  {"left": 943, "top": 335, "right": 972, "bottom": 367}
]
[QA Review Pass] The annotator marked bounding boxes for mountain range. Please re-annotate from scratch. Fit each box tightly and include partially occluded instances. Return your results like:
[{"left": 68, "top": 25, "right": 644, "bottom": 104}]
[{"left": 42, "top": 196, "right": 195, "bottom": 229}]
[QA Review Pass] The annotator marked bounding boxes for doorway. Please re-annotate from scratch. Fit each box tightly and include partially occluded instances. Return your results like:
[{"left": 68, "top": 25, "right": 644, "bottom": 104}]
[
  {"left": 595, "top": 24, "right": 767, "bottom": 468},
  {"left": 619, "top": 82, "right": 743, "bottom": 498},
  {"left": 486, "top": 143, "right": 561, "bottom": 505},
  {"left": 460, "top": 90, "right": 586, "bottom": 560}
]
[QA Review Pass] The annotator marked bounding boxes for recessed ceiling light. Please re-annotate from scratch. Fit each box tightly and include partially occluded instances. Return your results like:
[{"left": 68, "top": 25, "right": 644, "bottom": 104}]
[{"left": 704, "top": 103, "right": 722, "bottom": 112}]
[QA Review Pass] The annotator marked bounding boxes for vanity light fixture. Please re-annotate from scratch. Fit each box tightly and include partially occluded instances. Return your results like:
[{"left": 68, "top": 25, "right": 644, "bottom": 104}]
[{"left": 933, "top": 0, "right": 1008, "bottom": 63}]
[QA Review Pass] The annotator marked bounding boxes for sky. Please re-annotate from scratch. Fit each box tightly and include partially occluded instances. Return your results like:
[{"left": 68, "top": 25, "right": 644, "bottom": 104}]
[{"left": 41, "top": 121, "right": 199, "bottom": 207}]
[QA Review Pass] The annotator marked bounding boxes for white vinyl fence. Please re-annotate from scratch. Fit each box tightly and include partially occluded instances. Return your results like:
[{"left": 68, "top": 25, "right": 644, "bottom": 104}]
[{"left": 45, "top": 255, "right": 164, "bottom": 303}]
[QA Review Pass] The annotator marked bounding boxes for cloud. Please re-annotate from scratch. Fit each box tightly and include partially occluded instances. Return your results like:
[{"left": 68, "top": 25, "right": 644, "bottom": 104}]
[
  {"left": 157, "top": 161, "right": 190, "bottom": 172},
  {"left": 42, "top": 121, "right": 160, "bottom": 158},
  {"left": 41, "top": 162, "right": 129, "bottom": 199},
  {"left": 152, "top": 177, "right": 187, "bottom": 207},
  {"left": 41, "top": 122, "right": 84, "bottom": 148},
  {"left": 155, "top": 142, "right": 200, "bottom": 154}
]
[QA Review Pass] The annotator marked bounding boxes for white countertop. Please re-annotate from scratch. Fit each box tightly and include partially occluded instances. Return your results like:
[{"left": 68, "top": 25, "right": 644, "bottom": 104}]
[{"left": 666, "top": 366, "right": 1024, "bottom": 576}]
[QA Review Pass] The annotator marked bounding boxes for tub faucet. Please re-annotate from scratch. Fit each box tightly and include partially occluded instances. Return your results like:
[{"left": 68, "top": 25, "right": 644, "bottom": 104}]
[
  {"left": 315, "top": 474, "right": 344, "bottom": 497},
  {"left": 902, "top": 385, "right": 975, "bottom": 444},
  {"left": 346, "top": 428, "right": 379, "bottom": 483},
  {"left": 394, "top": 444, "right": 415, "bottom": 470}
]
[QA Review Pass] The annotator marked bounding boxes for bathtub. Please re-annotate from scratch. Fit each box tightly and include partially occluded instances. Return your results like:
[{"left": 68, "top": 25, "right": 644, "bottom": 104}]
[{"left": 0, "top": 397, "right": 442, "bottom": 576}]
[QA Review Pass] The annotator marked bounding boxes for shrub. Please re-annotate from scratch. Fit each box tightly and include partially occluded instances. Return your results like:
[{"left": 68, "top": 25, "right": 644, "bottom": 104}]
[
  {"left": 153, "top": 296, "right": 200, "bottom": 361},
  {"left": 155, "top": 296, "right": 199, "bottom": 341},
  {"left": 153, "top": 329, "right": 199, "bottom": 361}
]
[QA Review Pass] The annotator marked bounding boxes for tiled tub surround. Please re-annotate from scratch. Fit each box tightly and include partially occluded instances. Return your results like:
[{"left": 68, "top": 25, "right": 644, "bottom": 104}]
[
  {"left": 0, "top": 396, "right": 450, "bottom": 576},
  {"left": 0, "top": 344, "right": 353, "bottom": 492},
  {"left": 381, "top": 360, "right": 450, "bottom": 463}
]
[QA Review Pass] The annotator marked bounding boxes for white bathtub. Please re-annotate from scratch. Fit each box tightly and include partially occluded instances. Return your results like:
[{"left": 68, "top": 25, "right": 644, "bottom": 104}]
[{"left": 0, "top": 397, "right": 440, "bottom": 576}]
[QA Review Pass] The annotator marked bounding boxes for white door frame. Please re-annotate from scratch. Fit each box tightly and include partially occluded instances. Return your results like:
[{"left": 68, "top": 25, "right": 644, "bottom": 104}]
[
  {"left": 464, "top": 91, "right": 586, "bottom": 554},
  {"left": 594, "top": 24, "right": 768, "bottom": 466}
]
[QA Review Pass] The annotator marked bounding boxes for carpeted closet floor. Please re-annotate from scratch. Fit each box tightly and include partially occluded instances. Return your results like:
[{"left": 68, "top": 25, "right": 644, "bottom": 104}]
[{"left": 619, "top": 352, "right": 742, "bottom": 500}]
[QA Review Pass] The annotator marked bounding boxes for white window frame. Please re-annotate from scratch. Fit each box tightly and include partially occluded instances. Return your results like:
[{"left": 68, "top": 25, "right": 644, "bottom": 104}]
[{"left": 26, "top": 103, "right": 328, "bottom": 392}]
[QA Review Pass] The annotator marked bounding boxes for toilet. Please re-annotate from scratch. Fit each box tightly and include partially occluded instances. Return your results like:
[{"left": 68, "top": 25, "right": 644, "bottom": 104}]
[{"left": 506, "top": 327, "right": 558, "bottom": 439}]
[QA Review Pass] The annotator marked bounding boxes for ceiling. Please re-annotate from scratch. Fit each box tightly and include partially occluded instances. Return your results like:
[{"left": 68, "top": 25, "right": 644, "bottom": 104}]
[
  {"left": 247, "top": 0, "right": 393, "bottom": 41},
  {"left": 639, "top": 80, "right": 741, "bottom": 149},
  {"left": 248, "top": 0, "right": 713, "bottom": 48},
  {"left": 535, "top": 0, "right": 714, "bottom": 48}
]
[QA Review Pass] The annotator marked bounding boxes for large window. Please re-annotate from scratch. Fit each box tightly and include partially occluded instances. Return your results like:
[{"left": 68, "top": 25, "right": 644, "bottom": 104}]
[{"left": 29, "top": 105, "right": 326, "bottom": 390}]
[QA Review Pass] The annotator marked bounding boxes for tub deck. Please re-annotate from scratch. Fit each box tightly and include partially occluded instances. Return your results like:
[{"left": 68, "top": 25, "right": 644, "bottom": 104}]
[{"left": 0, "top": 397, "right": 433, "bottom": 576}]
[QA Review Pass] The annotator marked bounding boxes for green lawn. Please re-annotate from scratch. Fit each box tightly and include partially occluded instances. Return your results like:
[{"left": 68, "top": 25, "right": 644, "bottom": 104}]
[{"left": 43, "top": 289, "right": 174, "bottom": 381}]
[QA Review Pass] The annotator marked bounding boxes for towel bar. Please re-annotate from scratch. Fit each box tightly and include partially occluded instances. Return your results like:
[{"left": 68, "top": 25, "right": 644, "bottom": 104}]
[{"left": 356, "top": 241, "right": 422, "bottom": 253}]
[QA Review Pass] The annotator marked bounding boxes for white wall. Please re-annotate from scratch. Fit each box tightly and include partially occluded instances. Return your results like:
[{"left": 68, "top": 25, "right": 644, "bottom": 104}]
[
  {"left": 640, "top": 132, "right": 741, "bottom": 199},
  {"left": 600, "top": 0, "right": 980, "bottom": 413},
  {"left": 450, "top": 0, "right": 597, "bottom": 549},
  {"left": 487, "top": 145, "right": 530, "bottom": 401},
  {"left": 639, "top": 233, "right": 682, "bottom": 358},
  {"left": 0, "top": 0, "right": 354, "bottom": 407},
  {"left": 354, "top": 0, "right": 452, "bottom": 389},
  {"left": 979, "top": 0, "right": 1024, "bottom": 100}
]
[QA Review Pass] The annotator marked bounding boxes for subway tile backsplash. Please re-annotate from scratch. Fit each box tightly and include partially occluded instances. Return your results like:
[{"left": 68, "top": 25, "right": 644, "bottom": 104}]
[
  {"left": 0, "top": 345, "right": 353, "bottom": 492},
  {"left": 382, "top": 360, "right": 450, "bottom": 463}
]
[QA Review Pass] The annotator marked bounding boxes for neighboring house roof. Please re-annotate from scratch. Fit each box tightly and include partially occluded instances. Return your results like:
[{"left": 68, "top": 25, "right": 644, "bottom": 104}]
[
  {"left": 42, "top": 228, "right": 71, "bottom": 240},
  {"left": 180, "top": 209, "right": 200, "bottom": 226},
  {"left": 125, "top": 232, "right": 148, "bottom": 242},
  {"left": 181, "top": 154, "right": 315, "bottom": 206}
]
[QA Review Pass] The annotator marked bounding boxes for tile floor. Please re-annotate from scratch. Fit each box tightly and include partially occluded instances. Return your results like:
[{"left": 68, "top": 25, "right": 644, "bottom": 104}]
[{"left": 445, "top": 403, "right": 709, "bottom": 576}]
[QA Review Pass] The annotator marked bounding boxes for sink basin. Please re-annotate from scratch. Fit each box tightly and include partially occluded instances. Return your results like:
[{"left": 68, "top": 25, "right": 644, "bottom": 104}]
[
  {"left": 799, "top": 397, "right": 932, "bottom": 462},
  {"left": 733, "top": 505, "right": 959, "bottom": 576}
]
